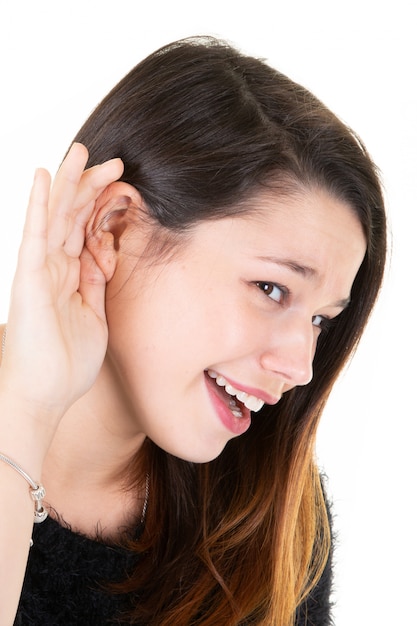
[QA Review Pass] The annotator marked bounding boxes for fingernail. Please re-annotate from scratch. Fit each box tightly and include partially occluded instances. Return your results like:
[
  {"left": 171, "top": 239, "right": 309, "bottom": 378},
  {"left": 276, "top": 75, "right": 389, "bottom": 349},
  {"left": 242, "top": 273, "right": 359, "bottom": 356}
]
[{"left": 101, "top": 157, "right": 123, "bottom": 167}]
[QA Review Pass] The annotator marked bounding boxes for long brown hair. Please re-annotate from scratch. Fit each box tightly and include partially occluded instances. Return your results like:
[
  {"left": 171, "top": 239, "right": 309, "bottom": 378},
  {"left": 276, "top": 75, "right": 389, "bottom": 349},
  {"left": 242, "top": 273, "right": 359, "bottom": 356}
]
[{"left": 73, "top": 37, "right": 386, "bottom": 625}]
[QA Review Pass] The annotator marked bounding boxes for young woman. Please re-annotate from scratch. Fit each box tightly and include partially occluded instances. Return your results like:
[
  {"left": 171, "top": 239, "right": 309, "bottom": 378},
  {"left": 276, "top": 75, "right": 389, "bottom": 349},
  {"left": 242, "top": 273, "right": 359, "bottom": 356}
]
[{"left": 0, "top": 37, "right": 386, "bottom": 625}]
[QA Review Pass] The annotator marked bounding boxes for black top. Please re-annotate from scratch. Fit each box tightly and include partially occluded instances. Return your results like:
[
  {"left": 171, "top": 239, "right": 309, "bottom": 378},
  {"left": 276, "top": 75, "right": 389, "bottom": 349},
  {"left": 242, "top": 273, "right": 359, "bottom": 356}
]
[{"left": 15, "top": 516, "right": 333, "bottom": 625}]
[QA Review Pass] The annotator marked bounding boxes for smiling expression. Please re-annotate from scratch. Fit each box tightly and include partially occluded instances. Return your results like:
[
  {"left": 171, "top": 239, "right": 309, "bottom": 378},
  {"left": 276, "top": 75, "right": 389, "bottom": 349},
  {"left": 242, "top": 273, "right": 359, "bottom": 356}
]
[{"left": 102, "top": 187, "right": 366, "bottom": 463}]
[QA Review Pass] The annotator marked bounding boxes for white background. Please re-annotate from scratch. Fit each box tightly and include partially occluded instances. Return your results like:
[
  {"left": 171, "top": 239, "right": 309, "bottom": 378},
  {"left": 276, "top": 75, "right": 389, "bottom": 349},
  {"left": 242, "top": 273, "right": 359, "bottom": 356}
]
[{"left": 0, "top": 2, "right": 415, "bottom": 624}]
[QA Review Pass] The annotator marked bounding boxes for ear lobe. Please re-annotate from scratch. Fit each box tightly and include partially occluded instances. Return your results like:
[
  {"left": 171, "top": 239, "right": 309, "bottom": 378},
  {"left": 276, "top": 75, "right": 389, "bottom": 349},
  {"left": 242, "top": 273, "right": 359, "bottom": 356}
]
[{"left": 85, "top": 182, "right": 142, "bottom": 282}]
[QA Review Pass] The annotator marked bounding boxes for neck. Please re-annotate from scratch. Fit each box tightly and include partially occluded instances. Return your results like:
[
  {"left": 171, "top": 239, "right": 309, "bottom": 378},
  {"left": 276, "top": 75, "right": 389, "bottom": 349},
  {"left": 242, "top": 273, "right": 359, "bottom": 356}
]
[{"left": 42, "top": 358, "right": 147, "bottom": 537}]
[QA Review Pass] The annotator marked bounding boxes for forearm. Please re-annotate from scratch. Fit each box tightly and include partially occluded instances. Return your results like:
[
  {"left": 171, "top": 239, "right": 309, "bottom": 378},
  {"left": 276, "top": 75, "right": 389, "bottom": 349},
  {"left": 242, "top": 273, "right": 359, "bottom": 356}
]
[
  {"left": 0, "top": 465, "right": 34, "bottom": 624},
  {"left": 0, "top": 394, "right": 49, "bottom": 625}
]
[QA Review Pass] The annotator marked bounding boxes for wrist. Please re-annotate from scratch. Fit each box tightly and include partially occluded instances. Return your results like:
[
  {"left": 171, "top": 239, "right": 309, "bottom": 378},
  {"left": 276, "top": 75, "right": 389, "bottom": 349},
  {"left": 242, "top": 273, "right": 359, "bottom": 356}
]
[{"left": 0, "top": 387, "right": 60, "bottom": 476}]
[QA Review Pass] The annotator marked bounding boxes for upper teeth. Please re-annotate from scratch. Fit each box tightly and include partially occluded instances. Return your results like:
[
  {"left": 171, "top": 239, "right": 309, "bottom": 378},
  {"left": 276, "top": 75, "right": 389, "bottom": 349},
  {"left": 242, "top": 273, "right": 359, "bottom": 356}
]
[{"left": 207, "top": 370, "right": 265, "bottom": 413}]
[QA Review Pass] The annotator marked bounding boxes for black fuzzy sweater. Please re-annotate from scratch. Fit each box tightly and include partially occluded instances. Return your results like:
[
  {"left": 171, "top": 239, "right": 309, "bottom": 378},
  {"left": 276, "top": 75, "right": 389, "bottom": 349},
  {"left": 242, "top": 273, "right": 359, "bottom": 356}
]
[{"left": 15, "top": 517, "right": 333, "bottom": 625}]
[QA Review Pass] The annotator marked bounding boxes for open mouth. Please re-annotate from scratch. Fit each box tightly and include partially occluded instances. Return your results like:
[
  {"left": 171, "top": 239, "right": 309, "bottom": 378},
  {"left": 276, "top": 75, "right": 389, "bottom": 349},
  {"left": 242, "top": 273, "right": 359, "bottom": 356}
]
[{"left": 205, "top": 369, "right": 265, "bottom": 417}]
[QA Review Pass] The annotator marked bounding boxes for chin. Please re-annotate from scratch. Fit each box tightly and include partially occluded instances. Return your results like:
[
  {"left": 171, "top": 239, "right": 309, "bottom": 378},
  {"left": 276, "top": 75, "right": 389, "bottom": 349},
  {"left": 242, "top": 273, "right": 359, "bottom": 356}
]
[{"left": 156, "top": 437, "right": 229, "bottom": 464}]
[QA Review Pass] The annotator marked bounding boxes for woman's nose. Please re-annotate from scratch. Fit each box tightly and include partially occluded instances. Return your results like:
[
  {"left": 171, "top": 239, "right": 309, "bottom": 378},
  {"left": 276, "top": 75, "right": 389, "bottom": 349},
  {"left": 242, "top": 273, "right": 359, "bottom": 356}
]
[{"left": 259, "top": 315, "right": 315, "bottom": 388}]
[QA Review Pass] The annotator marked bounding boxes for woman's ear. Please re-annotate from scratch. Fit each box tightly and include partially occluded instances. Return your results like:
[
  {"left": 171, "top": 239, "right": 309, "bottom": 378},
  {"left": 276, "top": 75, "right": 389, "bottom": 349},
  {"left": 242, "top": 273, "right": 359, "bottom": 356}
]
[{"left": 85, "top": 182, "right": 143, "bottom": 282}]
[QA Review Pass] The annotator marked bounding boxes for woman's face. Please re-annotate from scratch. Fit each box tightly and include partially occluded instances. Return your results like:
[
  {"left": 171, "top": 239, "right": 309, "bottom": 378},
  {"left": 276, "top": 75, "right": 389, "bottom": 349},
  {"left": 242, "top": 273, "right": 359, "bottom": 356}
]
[{"left": 104, "top": 188, "right": 366, "bottom": 462}]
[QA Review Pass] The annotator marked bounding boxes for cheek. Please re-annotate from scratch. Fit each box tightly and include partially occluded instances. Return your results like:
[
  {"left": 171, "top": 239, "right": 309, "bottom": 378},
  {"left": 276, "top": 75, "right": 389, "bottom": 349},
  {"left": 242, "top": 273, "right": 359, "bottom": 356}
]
[{"left": 106, "top": 260, "right": 259, "bottom": 377}]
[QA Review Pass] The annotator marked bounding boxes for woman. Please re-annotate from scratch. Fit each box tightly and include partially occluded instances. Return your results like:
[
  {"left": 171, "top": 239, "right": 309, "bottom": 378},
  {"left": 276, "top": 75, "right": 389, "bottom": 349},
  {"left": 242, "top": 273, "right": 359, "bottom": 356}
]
[{"left": 0, "top": 37, "right": 386, "bottom": 625}]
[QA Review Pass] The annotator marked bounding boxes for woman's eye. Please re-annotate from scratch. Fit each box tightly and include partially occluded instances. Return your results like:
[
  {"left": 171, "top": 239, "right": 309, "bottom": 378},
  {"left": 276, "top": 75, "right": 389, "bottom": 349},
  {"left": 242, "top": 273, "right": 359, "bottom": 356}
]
[
  {"left": 312, "top": 315, "right": 324, "bottom": 328},
  {"left": 312, "top": 315, "right": 333, "bottom": 332},
  {"left": 256, "top": 282, "right": 286, "bottom": 303}
]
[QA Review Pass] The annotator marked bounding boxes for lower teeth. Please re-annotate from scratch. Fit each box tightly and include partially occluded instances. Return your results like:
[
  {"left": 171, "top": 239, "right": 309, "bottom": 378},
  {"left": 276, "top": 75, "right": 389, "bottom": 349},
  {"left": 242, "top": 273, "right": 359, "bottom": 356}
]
[{"left": 229, "top": 398, "right": 243, "bottom": 418}]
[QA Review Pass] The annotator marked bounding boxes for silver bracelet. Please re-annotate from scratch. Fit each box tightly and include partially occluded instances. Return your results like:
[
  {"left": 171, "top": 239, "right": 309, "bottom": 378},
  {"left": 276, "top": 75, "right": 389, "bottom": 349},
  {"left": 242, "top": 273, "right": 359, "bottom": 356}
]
[{"left": 0, "top": 452, "right": 48, "bottom": 523}]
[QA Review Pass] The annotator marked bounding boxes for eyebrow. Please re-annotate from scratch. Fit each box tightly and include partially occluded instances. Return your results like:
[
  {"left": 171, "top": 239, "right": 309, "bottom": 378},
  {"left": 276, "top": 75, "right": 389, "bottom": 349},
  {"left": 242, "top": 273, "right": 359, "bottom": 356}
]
[{"left": 256, "top": 255, "right": 351, "bottom": 309}]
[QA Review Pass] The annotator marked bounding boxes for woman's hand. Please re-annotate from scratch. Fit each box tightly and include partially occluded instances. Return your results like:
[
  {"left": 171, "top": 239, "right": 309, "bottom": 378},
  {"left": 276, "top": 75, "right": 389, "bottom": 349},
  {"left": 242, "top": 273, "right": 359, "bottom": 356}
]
[
  {"left": 0, "top": 143, "right": 124, "bottom": 442},
  {"left": 0, "top": 144, "right": 123, "bottom": 623}
]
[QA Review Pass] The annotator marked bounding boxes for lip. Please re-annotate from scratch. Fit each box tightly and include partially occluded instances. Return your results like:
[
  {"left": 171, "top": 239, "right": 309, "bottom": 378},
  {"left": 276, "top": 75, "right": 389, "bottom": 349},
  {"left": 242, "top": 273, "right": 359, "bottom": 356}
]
[
  {"left": 213, "top": 372, "right": 281, "bottom": 406},
  {"left": 204, "top": 372, "right": 252, "bottom": 436}
]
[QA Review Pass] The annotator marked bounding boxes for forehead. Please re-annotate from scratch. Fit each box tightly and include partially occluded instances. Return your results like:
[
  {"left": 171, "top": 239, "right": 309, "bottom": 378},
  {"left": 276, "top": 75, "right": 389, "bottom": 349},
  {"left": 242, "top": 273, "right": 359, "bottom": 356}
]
[
  {"left": 240, "top": 185, "right": 364, "bottom": 236},
  {"left": 182, "top": 187, "right": 367, "bottom": 297},
  {"left": 201, "top": 188, "right": 365, "bottom": 257}
]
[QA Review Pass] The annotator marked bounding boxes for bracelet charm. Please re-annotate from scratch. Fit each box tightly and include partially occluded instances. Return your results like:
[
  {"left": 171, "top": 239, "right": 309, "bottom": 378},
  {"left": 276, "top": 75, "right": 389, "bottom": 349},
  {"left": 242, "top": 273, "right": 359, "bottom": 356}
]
[{"left": 31, "top": 484, "right": 48, "bottom": 523}]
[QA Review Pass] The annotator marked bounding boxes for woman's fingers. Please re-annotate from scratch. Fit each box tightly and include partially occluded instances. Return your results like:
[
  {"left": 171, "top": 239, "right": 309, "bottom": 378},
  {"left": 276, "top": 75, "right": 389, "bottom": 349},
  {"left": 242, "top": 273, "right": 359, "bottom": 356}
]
[
  {"left": 17, "top": 168, "right": 51, "bottom": 271},
  {"left": 16, "top": 144, "right": 123, "bottom": 268},
  {"left": 72, "top": 157, "right": 124, "bottom": 212},
  {"left": 15, "top": 143, "right": 124, "bottom": 298},
  {"left": 47, "top": 143, "right": 89, "bottom": 253},
  {"left": 63, "top": 157, "right": 124, "bottom": 258},
  {"left": 14, "top": 143, "right": 123, "bottom": 315},
  {"left": 46, "top": 142, "right": 124, "bottom": 259}
]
